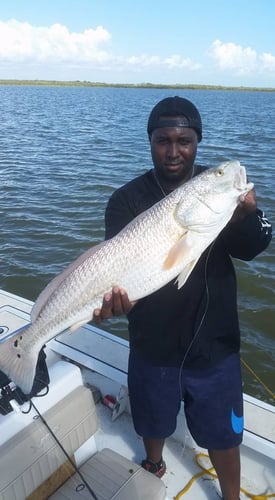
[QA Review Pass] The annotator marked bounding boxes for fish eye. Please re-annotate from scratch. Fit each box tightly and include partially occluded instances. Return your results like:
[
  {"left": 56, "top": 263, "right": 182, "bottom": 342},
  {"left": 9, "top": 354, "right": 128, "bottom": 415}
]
[{"left": 216, "top": 169, "right": 224, "bottom": 176}]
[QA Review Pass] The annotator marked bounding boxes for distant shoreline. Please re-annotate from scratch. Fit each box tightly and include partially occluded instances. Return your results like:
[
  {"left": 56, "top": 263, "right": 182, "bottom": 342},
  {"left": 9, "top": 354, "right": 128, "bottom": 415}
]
[{"left": 0, "top": 79, "right": 274, "bottom": 92}]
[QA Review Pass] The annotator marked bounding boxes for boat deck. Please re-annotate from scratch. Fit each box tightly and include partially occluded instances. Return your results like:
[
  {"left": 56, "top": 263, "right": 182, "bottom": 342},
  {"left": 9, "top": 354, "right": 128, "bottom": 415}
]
[
  {"left": 91, "top": 378, "right": 224, "bottom": 500},
  {"left": 0, "top": 289, "right": 275, "bottom": 500},
  {"left": 61, "top": 364, "right": 273, "bottom": 500}
]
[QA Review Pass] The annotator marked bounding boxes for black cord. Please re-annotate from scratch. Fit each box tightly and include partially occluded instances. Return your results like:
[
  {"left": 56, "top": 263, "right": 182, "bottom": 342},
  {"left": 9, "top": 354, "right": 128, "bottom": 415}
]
[
  {"left": 178, "top": 240, "right": 215, "bottom": 392},
  {"left": 31, "top": 399, "right": 99, "bottom": 500}
]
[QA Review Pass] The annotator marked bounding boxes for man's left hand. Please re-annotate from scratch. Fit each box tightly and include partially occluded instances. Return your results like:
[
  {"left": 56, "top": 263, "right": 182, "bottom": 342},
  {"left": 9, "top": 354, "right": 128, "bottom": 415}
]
[{"left": 231, "top": 188, "right": 257, "bottom": 222}]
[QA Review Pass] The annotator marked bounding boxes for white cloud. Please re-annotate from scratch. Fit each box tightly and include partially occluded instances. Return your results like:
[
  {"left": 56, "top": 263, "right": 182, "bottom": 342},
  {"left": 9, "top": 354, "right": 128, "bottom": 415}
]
[
  {"left": 0, "top": 19, "right": 111, "bottom": 62},
  {"left": 164, "top": 55, "right": 201, "bottom": 70},
  {"left": 0, "top": 18, "right": 200, "bottom": 74},
  {"left": 126, "top": 53, "right": 200, "bottom": 70},
  {"left": 2, "top": 19, "right": 273, "bottom": 85},
  {"left": 208, "top": 40, "right": 257, "bottom": 71},
  {"left": 260, "top": 52, "right": 275, "bottom": 71},
  {"left": 208, "top": 40, "right": 275, "bottom": 74}
]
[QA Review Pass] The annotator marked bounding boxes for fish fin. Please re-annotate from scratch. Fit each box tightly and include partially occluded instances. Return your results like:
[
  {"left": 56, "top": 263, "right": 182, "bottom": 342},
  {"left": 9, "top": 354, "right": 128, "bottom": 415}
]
[
  {"left": 69, "top": 318, "right": 91, "bottom": 333},
  {"left": 163, "top": 232, "right": 190, "bottom": 270},
  {"left": 176, "top": 259, "right": 198, "bottom": 289},
  {"left": 31, "top": 241, "right": 107, "bottom": 322},
  {"left": 0, "top": 326, "right": 40, "bottom": 395}
]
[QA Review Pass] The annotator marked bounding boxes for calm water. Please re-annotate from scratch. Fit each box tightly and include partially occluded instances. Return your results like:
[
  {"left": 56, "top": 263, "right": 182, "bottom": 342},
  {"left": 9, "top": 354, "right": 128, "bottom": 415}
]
[{"left": 0, "top": 85, "right": 274, "bottom": 403}]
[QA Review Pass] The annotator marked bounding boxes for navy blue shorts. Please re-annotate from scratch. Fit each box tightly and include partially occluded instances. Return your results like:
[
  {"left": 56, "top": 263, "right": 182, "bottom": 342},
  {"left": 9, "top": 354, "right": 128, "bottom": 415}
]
[{"left": 128, "top": 350, "right": 243, "bottom": 450}]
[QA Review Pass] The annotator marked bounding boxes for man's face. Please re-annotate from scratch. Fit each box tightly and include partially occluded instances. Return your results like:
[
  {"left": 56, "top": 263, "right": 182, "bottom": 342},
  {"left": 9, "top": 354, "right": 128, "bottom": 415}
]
[{"left": 150, "top": 120, "right": 198, "bottom": 187}]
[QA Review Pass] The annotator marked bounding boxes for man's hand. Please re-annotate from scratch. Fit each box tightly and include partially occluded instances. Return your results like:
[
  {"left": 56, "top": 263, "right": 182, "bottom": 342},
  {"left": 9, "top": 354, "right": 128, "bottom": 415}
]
[
  {"left": 93, "top": 286, "right": 136, "bottom": 324},
  {"left": 231, "top": 188, "right": 257, "bottom": 222}
]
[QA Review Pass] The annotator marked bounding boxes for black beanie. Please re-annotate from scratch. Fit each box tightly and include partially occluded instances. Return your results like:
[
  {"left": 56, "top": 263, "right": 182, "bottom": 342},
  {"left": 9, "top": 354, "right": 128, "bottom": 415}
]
[{"left": 147, "top": 96, "right": 202, "bottom": 142}]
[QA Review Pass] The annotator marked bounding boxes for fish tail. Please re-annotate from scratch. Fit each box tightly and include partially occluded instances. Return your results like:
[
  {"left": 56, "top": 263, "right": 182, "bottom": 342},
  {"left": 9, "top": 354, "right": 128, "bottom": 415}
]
[
  {"left": 0, "top": 325, "right": 39, "bottom": 395},
  {"left": 0, "top": 323, "right": 31, "bottom": 344}
]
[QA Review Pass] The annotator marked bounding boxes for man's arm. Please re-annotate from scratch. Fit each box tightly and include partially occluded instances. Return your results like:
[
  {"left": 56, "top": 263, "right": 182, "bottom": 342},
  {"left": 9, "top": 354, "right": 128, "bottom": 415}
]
[{"left": 222, "top": 188, "right": 272, "bottom": 260}]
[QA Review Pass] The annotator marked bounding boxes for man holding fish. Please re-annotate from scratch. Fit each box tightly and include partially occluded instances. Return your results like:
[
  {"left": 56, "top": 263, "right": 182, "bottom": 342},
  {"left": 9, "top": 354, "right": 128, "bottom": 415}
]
[
  {"left": 0, "top": 97, "right": 272, "bottom": 500},
  {"left": 94, "top": 97, "right": 272, "bottom": 500}
]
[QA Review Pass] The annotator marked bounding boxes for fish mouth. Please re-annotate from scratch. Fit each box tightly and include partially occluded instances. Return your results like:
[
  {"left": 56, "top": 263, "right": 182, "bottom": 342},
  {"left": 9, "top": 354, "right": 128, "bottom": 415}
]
[
  {"left": 234, "top": 165, "right": 248, "bottom": 190},
  {"left": 234, "top": 165, "right": 254, "bottom": 194}
]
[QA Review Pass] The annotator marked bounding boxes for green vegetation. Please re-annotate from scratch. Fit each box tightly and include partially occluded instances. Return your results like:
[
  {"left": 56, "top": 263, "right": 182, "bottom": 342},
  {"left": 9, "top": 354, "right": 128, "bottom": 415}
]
[{"left": 0, "top": 79, "right": 274, "bottom": 92}]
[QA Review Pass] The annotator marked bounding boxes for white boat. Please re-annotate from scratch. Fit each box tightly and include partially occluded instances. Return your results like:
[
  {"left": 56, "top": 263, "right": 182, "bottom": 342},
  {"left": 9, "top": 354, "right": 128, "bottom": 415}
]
[{"left": 0, "top": 288, "right": 274, "bottom": 500}]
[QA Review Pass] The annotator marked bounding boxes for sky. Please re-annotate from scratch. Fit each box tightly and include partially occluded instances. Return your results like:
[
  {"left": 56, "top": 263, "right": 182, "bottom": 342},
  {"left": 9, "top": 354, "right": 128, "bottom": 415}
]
[{"left": 0, "top": 0, "right": 274, "bottom": 88}]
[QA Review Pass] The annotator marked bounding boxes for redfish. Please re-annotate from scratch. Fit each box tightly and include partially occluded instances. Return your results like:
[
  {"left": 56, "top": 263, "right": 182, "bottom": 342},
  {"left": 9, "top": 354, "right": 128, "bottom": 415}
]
[{"left": 0, "top": 160, "right": 253, "bottom": 394}]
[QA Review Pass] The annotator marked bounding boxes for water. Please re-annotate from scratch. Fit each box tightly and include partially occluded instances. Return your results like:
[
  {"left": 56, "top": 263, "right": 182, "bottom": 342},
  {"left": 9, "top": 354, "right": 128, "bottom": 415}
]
[{"left": 0, "top": 85, "right": 274, "bottom": 403}]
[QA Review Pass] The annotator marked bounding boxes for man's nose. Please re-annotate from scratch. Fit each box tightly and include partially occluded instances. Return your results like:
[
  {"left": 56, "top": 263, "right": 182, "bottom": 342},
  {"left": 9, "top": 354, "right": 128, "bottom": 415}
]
[{"left": 167, "top": 142, "right": 179, "bottom": 157}]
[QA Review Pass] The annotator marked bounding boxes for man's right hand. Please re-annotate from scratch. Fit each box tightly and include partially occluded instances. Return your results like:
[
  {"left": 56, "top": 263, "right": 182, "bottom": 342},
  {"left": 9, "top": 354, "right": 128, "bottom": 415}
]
[{"left": 93, "top": 286, "right": 136, "bottom": 324}]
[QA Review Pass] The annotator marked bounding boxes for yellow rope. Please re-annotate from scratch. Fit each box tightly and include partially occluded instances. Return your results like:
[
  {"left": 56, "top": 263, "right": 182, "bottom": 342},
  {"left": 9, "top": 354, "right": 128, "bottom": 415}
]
[
  {"left": 241, "top": 358, "right": 275, "bottom": 400},
  {"left": 174, "top": 453, "right": 275, "bottom": 499},
  {"left": 175, "top": 358, "right": 274, "bottom": 499},
  {"left": 173, "top": 453, "right": 216, "bottom": 499}
]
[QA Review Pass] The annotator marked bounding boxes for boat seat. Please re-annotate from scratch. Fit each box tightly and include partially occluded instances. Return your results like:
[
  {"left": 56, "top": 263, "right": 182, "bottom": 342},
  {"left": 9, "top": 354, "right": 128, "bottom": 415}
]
[
  {"left": 0, "top": 363, "right": 166, "bottom": 500},
  {"left": 50, "top": 447, "right": 166, "bottom": 500},
  {"left": 0, "top": 384, "right": 98, "bottom": 500}
]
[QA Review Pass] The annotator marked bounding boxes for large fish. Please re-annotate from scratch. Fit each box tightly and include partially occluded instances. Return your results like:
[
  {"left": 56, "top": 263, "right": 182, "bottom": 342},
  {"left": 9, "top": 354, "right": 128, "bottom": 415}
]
[{"left": 0, "top": 160, "right": 253, "bottom": 394}]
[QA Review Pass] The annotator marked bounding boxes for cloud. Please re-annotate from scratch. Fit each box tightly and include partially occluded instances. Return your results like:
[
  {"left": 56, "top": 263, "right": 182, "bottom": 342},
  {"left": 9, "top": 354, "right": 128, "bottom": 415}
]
[
  {"left": 164, "top": 55, "right": 201, "bottom": 70},
  {"left": 260, "top": 52, "right": 275, "bottom": 71},
  {"left": 208, "top": 40, "right": 275, "bottom": 74},
  {"left": 0, "top": 19, "right": 111, "bottom": 62},
  {"left": 3, "top": 19, "right": 273, "bottom": 85},
  {"left": 125, "top": 53, "right": 200, "bottom": 71},
  {"left": 0, "top": 18, "right": 200, "bottom": 74}
]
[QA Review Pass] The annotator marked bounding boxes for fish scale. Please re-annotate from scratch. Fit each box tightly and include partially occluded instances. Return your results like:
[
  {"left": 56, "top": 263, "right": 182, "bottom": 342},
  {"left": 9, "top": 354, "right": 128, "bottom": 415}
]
[{"left": 0, "top": 160, "right": 254, "bottom": 394}]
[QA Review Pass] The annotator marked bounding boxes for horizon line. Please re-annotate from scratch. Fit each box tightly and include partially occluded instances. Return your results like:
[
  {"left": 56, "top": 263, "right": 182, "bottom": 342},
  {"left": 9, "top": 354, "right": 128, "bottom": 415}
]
[{"left": 0, "top": 79, "right": 274, "bottom": 92}]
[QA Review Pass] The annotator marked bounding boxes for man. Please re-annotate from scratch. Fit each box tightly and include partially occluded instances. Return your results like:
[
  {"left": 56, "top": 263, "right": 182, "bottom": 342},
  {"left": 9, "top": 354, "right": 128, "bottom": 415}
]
[{"left": 93, "top": 96, "right": 272, "bottom": 500}]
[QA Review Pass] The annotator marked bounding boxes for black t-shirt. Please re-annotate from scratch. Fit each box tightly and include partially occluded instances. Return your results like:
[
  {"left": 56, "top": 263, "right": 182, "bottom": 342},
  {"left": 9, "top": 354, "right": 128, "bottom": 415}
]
[{"left": 105, "top": 167, "right": 272, "bottom": 369}]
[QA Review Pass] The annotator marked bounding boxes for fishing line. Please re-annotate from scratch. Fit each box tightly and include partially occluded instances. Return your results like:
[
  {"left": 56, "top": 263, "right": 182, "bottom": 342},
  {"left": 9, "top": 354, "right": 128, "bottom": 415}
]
[
  {"left": 177, "top": 239, "right": 215, "bottom": 396},
  {"left": 175, "top": 241, "right": 214, "bottom": 459},
  {"left": 153, "top": 164, "right": 211, "bottom": 397},
  {"left": 29, "top": 398, "right": 99, "bottom": 500},
  {"left": 241, "top": 358, "right": 275, "bottom": 400}
]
